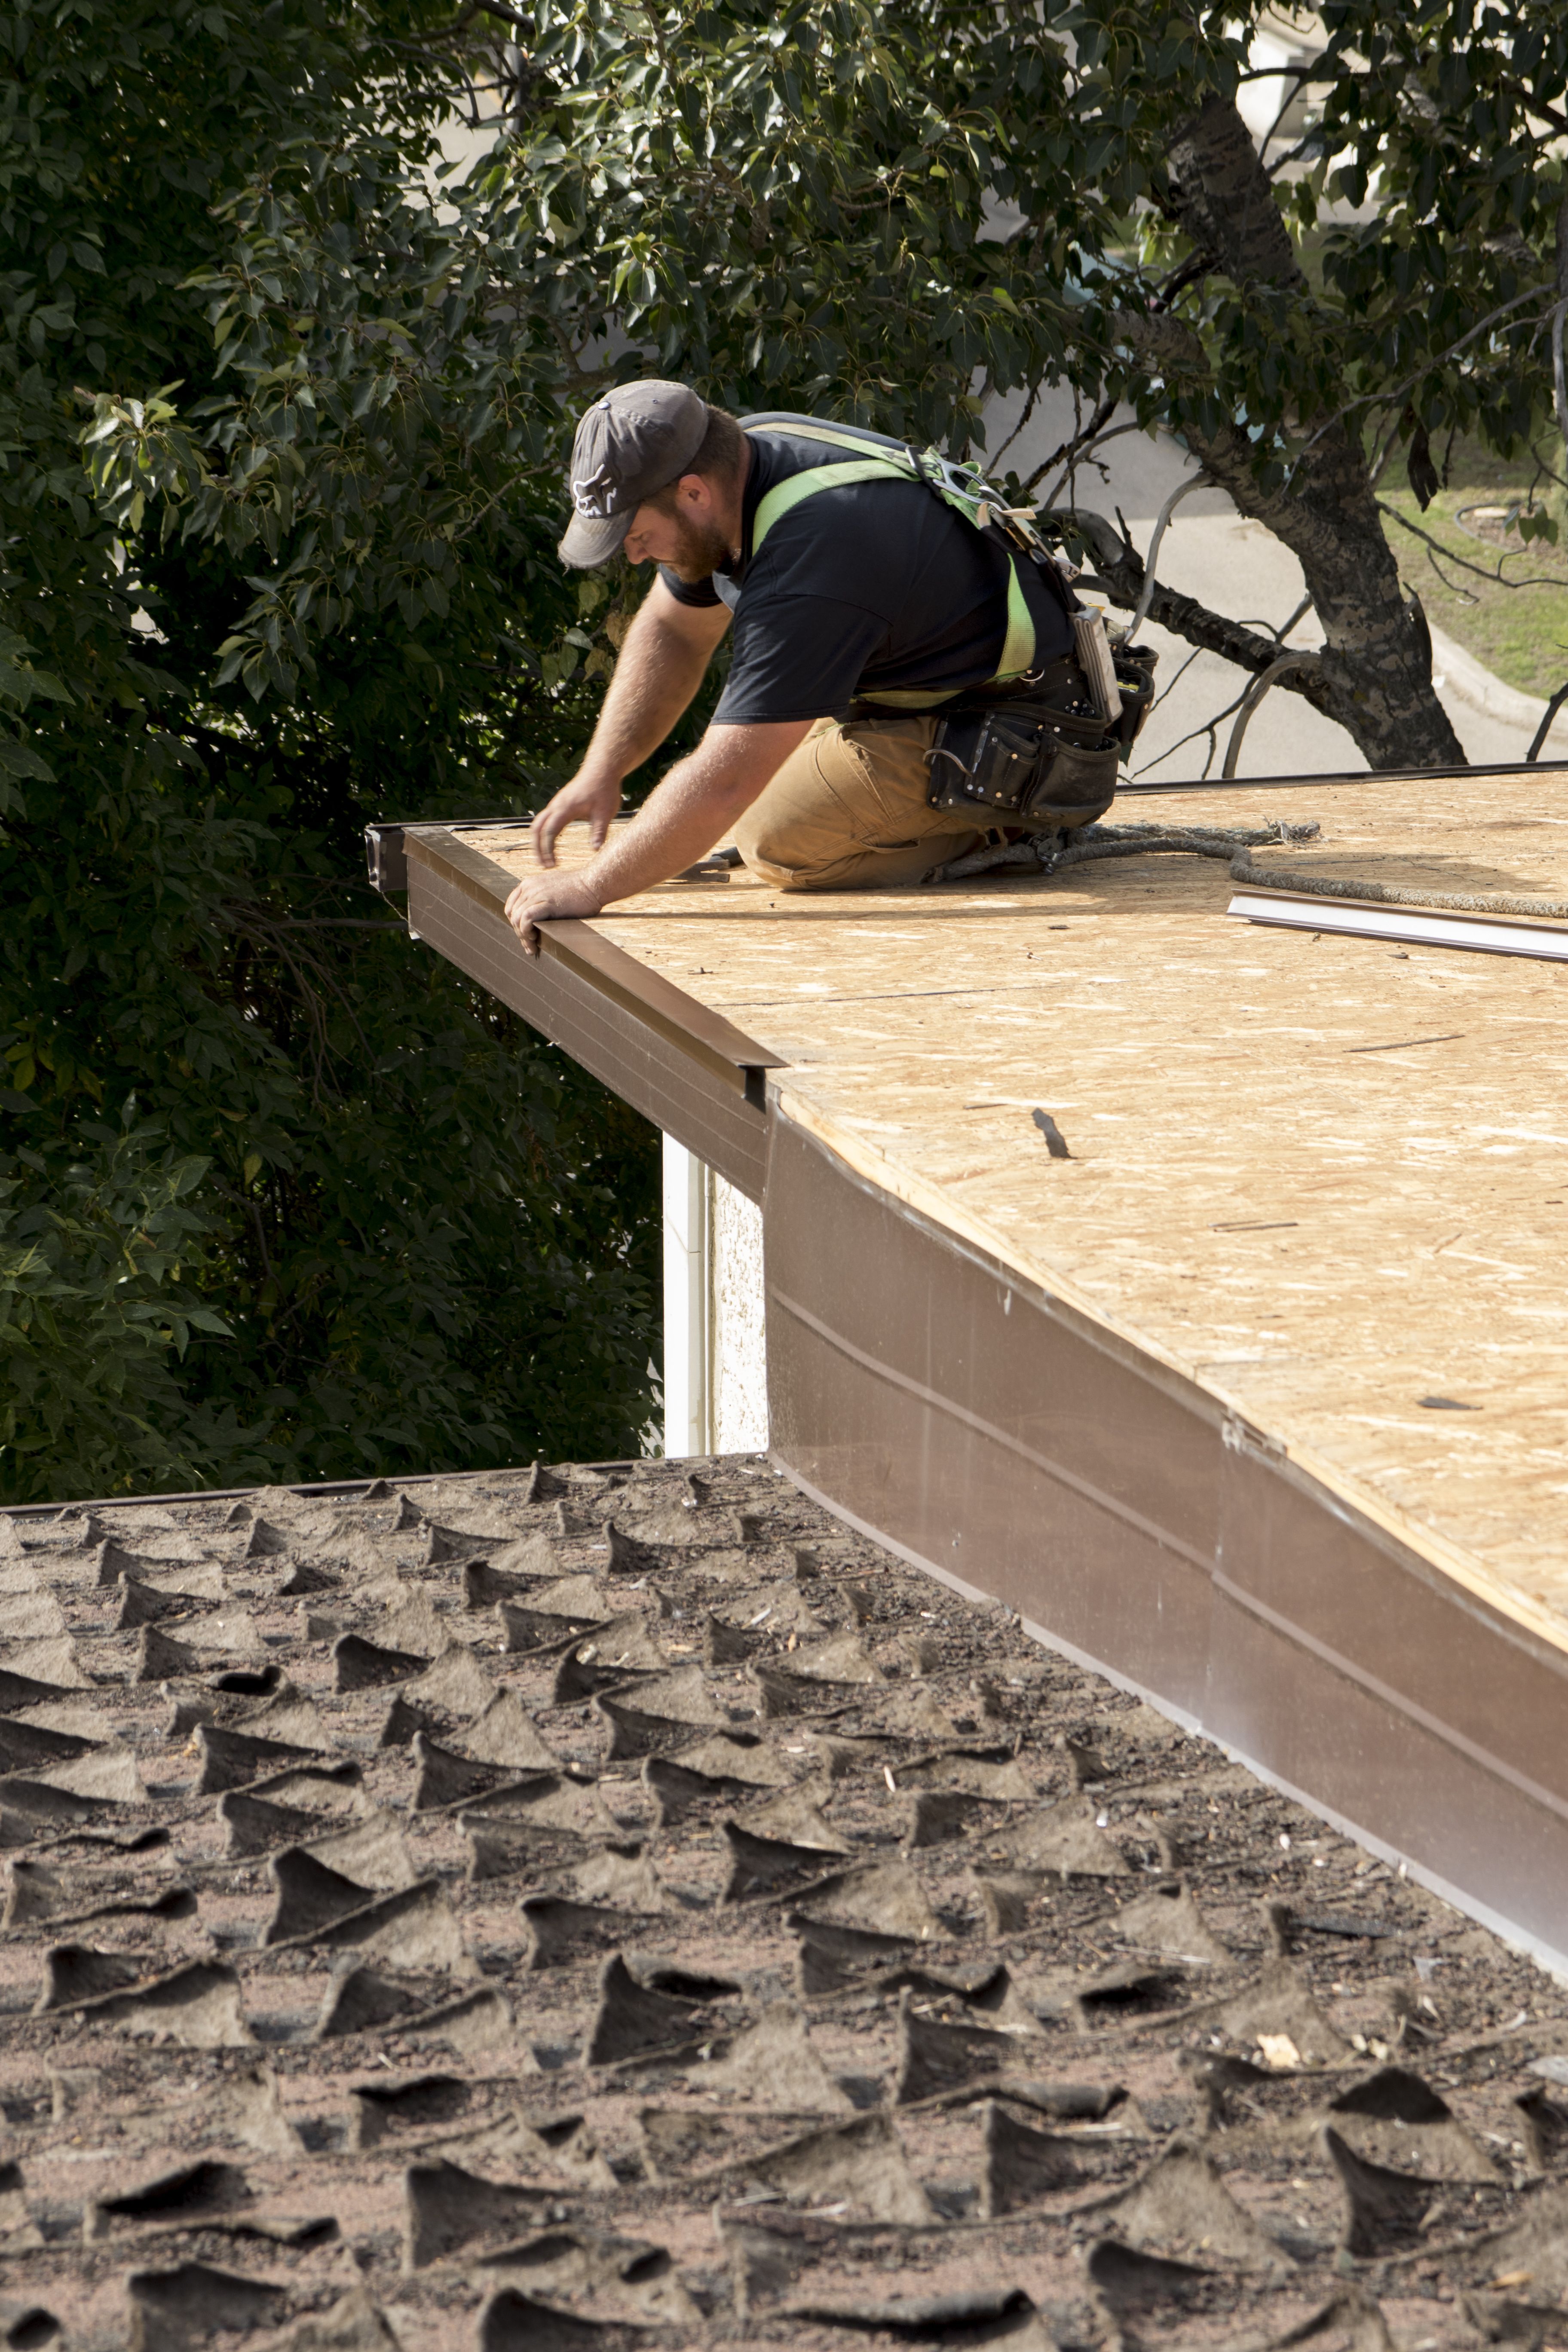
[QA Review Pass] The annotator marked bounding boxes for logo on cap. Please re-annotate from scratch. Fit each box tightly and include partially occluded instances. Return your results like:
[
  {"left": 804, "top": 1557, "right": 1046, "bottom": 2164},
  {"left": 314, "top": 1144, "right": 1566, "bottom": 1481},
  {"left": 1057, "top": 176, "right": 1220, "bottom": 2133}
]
[{"left": 572, "top": 466, "right": 618, "bottom": 519}]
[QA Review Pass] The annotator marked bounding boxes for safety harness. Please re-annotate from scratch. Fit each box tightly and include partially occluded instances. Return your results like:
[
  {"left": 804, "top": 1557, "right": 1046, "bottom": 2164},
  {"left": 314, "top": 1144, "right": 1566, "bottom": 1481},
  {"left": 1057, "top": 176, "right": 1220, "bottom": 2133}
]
[
  {"left": 745, "top": 415, "right": 1043, "bottom": 707},
  {"left": 739, "top": 411, "right": 1155, "bottom": 830}
]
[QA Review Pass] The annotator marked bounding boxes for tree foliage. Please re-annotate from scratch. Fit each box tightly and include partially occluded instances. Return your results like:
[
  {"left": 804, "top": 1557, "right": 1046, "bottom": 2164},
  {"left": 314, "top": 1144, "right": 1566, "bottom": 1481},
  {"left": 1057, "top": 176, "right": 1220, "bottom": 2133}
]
[
  {"left": 9, "top": 0, "right": 1568, "bottom": 1495},
  {"left": 90, "top": 0, "right": 1568, "bottom": 766},
  {"left": 0, "top": 1117, "right": 238, "bottom": 1499},
  {"left": 1307, "top": 1, "right": 1568, "bottom": 487},
  {"left": 0, "top": 0, "right": 659, "bottom": 1504}
]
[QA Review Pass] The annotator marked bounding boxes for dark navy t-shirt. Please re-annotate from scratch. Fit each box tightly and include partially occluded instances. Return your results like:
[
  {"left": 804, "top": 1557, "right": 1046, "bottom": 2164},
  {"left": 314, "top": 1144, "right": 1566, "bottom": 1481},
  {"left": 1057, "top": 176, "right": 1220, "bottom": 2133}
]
[{"left": 658, "top": 428, "right": 1073, "bottom": 724}]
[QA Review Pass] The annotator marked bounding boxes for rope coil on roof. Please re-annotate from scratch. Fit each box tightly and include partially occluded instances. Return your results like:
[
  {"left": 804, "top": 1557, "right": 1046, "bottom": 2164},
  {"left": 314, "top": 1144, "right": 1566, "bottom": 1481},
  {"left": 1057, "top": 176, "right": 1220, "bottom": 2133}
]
[{"left": 923, "top": 818, "right": 1318, "bottom": 886}]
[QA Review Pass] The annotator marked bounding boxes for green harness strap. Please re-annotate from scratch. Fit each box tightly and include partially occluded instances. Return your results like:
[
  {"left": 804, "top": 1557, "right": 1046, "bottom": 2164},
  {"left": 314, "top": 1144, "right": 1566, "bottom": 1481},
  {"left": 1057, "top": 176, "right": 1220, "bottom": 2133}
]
[{"left": 749, "top": 421, "right": 1036, "bottom": 709}]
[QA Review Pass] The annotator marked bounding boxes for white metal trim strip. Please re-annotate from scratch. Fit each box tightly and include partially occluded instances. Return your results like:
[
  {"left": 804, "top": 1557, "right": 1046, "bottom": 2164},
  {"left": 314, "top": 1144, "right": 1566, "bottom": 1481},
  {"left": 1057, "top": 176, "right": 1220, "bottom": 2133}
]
[{"left": 1228, "top": 887, "right": 1568, "bottom": 961}]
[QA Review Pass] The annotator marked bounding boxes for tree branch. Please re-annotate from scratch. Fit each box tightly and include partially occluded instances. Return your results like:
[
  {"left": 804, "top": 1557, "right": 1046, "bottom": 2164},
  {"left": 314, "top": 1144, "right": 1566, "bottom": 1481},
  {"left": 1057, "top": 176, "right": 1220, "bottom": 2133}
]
[
  {"left": 1376, "top": 499, "right": 1563, "bottom": 592},
  {"left": 1053, "top": 505, "right": 1340, "bottom": 719},
  {"left": 1109, "top": 305, "right": 1209, "bottom": 376},
  {"left": 1294, "top": 286, "right": 1554, "bottom": 456},
  {"left": 1167, "top": 94, "right": 1304, "bottom": 292},
  {"left": 1020, "top": 395, "right": 1114, "bottom": 495},
  {"left": 1028, "top": 418, "right": 1144, "bottom": 507},
  {"left": 1152, "top": 252, "right": 1213, "bottom": 309},
  {"left": 986, "top": 377, "right": 1047, "bottom": 472},
  {"left": 1494, "top": 74, "right": 1568, "bottom": 141},
  {"left": 1528, "top": 680, "right": 1568, "bottom": 762},
  {"left": 1265, "top": 133, "right": 1324, "bottom": 180},
  {"left": 1223, "top": 651, "right": 1322, "bottom": 775},
  {"left": 1124, "top": 472, "right": 1211, "bottom": 645}
]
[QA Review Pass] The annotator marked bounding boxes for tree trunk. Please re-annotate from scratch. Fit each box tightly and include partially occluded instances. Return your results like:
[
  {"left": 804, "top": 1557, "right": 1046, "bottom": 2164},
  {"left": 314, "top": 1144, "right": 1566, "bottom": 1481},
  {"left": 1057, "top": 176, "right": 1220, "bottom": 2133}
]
[{"left": 1139, "top": 96, "right": 1465, "bottom": 772}]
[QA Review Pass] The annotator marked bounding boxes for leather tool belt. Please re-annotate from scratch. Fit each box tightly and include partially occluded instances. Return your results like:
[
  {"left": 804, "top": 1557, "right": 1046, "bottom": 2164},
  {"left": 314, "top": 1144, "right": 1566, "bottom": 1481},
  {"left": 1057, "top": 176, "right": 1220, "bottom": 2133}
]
[{"left": 918, "top": 643, "right": 1157, "bottom": 830}]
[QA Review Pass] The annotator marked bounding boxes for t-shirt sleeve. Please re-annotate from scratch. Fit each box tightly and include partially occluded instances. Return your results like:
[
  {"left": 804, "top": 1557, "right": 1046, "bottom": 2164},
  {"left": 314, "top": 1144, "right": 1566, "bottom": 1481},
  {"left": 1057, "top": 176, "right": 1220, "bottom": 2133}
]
[
  {"left": 656, "top": 564, "right": 722, "bottom": 608},
  {"left": 713, "top": 594, "right": 889, "bottom": 724}
]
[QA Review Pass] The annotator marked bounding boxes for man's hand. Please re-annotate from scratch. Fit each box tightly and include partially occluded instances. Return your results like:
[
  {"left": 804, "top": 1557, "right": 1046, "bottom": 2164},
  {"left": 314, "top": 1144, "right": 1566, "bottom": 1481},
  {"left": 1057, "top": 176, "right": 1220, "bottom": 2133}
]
[
  {"left": 530, "top": 771, "right": 622, "bottom": 870},
  {"left": 503, "top": 867, "right": 604, "bottom": 958},
  {"left": 505, "top": 716, "right": 812, "bottom": 957},
  {"left": 528, "top": 579, "right": 732, "bottom": 871}
]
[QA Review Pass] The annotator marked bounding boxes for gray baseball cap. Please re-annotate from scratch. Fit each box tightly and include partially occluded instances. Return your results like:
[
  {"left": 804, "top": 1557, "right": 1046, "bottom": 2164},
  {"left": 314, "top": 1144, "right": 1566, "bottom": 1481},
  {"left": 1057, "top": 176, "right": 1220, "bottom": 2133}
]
[{"left": 559, "top": 380, "right": 709, "bottom": 567}]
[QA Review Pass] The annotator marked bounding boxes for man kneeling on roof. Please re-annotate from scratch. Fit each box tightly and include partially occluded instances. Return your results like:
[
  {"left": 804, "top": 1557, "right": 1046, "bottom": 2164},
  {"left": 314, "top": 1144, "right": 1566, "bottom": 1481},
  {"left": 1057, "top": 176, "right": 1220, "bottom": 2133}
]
[{"left": 504, "top": 381, "right": 1154, "bottom": 955}]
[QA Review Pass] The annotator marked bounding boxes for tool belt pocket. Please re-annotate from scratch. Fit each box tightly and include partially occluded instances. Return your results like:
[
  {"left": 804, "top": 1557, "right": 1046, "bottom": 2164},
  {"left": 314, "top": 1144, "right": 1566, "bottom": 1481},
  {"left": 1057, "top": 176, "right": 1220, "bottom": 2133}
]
[
  {"left": 925, "top": 706, "right": 1119, "bottom": 828},
  {"left": 1113, "top": 645, "right": 1158, "bottom": 750}
]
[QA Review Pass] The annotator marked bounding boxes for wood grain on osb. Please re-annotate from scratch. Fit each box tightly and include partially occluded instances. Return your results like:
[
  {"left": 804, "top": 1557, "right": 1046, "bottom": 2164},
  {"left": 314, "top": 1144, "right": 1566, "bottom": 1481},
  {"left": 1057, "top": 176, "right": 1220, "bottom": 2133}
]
[{"left": 467, "top": 775, "right": 1568, "bottom": 1642}]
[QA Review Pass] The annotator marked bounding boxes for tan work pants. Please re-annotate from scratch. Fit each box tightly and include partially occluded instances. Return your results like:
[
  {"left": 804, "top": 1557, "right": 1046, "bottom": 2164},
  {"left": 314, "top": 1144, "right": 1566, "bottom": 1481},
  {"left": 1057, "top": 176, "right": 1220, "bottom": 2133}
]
[{"left": 732, "top": 716, "right": 988, "bottom": 891}]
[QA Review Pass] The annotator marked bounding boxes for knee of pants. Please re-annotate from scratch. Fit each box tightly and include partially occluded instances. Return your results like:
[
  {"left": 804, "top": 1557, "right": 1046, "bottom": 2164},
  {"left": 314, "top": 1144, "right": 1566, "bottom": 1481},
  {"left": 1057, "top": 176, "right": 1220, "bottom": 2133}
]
[
  {"left": 737, "top": 845, "right": 806, "bottom": 889},
  {"left": 731, "top": 800, "right": 845, "bottom": 889},
  {"left": 735, "top": 839, "right": 852, "bottom": 891},
  {"left": 738, "top": 830, "right": 987, "bottom": 894},
  {"left": 733, "top": 717, "right": 945, "bottom": 888},
  {"left": 733, "top": 808, "right": 800, "bottom": 878}
]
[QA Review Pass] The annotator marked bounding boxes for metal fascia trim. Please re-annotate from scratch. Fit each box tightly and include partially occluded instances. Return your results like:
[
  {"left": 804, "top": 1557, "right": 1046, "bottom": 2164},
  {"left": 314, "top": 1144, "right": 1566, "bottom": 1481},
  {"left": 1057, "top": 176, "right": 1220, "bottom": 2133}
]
[
  {"left": 364, "top": 816, "right": 538, "bottom": 894},
  {"left": 777, "top": 1132, "right": 1568, "bottom": 1675},
  {"left": 1209, "top": 1559, "right": 1568, "bottom": 1832},
  {"left": 364, "top": 822, "right": 407, "bottom": 895},
  {"left": 402, "top": 827, "right": 786, "bottom": 1093},
  {"left": 769, "top": 1279, "right": 1214, "bottom": 1579},
  {"left": 783, "top": 1445, "right": 1568, "bottom": 1979},
  {"left": 774, "top": 1088, "right": 1568, "bottom": 1661},
  {"left": 774, "top": 1112, "right": 1568, "bottom": 1779},
  {"left": 1228, "top": 884, "right": 1568, "bottom": 962}
]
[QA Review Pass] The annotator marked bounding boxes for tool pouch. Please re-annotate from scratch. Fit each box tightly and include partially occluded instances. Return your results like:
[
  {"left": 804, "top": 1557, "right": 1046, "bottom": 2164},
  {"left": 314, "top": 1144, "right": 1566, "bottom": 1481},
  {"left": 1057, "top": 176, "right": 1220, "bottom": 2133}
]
[
  {"left": 1112, "top": 644, "right": 1158, "bottom": 749},
  {"left": 925, "top": 704, "right": 1119, "bottom": 830}
]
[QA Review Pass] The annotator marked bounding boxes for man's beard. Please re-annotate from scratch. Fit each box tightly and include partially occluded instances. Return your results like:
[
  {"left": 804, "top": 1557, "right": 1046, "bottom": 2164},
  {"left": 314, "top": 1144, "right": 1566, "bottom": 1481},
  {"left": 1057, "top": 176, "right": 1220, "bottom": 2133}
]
[{"left": 662, "top": 510, "right": 734, "bottom": 582}]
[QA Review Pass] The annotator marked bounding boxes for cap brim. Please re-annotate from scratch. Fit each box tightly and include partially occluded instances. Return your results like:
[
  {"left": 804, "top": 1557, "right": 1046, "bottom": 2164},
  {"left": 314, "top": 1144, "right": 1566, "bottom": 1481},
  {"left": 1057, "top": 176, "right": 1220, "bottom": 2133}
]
[{"left": 558, "top": 509, "right": 632, "bottom": 569}]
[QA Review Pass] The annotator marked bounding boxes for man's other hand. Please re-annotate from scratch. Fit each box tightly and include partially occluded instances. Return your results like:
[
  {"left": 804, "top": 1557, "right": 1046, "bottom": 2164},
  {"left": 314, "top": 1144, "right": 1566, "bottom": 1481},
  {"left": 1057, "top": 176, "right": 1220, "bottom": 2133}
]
[
  {"left": 504, "top": 868, "right": 603, "bottom": 958},
  {"left": 507, "top": 716, "right": 811, "bottom": 952},
  {"left": 530, "top": 772, "right": 622, "bottom": 870}
]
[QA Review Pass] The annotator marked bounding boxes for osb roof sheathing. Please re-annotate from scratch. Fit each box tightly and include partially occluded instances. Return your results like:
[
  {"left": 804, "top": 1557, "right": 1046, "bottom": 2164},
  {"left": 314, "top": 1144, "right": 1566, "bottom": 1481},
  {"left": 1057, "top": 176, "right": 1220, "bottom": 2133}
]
[{"left": 472, "top": 771, "right": 1568, "bottom": 1656}]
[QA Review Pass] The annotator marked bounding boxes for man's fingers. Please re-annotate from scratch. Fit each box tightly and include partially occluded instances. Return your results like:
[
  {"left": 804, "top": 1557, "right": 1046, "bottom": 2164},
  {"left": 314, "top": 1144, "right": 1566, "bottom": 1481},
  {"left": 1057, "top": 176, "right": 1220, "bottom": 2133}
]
[
  {"left": 505, "top": 873, "right": 596, "bottom": 959},
  {"left": 505, "top": 895, "right": 542, "bottom": 958},
  {"left": 531, "top": 779, "right": 620, "bottom": 870},
  {"left": 530, "top": 808, "right": 559, "bottom": 870}
]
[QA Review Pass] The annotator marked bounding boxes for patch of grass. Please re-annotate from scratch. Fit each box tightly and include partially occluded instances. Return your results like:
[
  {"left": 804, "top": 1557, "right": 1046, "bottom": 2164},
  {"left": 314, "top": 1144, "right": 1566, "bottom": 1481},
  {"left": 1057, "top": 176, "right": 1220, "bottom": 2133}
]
[{"left": 1378, "top": 435, "right": 1568, "bottom": 702}]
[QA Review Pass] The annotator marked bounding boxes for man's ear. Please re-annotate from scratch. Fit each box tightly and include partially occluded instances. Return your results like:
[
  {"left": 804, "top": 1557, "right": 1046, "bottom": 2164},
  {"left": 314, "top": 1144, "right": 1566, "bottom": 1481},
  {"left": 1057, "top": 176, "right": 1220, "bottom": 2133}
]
[{"left": 674, "top": 471, "right": 713, "bottom": 512}]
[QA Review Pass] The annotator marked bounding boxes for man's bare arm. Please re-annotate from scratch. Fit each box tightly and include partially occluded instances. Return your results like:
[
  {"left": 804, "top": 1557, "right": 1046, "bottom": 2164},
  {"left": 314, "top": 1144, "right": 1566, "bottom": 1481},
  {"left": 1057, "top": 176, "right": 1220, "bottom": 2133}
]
[
  {"left": 530, "top": 579, "right": 732, "bottom": 868},
  {"left": 505, "top": 718, "right": 812, "bottom": 954}
]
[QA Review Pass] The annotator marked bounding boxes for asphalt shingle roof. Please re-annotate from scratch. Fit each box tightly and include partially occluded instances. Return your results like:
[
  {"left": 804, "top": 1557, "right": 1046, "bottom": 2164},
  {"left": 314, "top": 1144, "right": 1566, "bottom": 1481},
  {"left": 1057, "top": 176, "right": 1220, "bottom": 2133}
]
[{"left": 0, "top": 1456, "right": 1561, "bottom": 2351}]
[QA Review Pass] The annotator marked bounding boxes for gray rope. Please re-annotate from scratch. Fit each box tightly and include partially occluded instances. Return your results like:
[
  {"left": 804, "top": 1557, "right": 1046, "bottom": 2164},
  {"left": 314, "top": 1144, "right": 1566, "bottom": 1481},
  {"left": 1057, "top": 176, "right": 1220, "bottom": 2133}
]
[
  {"left": 924, "top": 817, "right": 1320, "bottom": 886},
  {"left": 923, "top": 813, "right": 1568, "bottom": 924},
  {"left": 1228, "top": 854, "right": 1568, "bottom": 923}
]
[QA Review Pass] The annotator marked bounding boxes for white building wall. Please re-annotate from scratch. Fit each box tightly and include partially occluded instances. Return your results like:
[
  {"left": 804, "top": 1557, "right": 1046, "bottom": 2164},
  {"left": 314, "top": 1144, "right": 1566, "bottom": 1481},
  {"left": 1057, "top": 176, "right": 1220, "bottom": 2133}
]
[
  {"left": 711, "top": 1173, "right": 768, "bottom": 1453},
  {"left": 661, "top": 1136, "right": 709, "bottom": 1459},
  {"left": 661, "top": 1136, "right": 769, "bottom": 1458}
]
